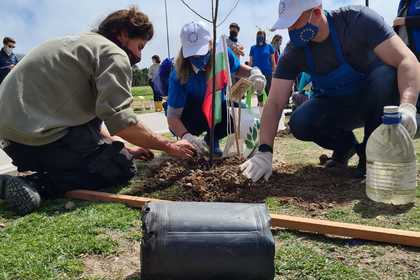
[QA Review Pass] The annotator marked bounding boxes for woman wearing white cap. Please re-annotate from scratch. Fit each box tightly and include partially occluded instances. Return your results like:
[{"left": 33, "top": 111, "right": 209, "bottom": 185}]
[
  {"left": 241, "top": 0, "right": 420, "bottom": 182},
  {"left": 167, "top": 21, "right": 266, "bottom": 156}
]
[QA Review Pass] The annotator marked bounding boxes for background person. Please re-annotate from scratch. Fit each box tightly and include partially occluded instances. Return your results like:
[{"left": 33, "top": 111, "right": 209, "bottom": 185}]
[
  {"left": 271, "top": 34, "right": 283, "bottom": 66},
  {"left": 249, "top": 30, "right": 276, "bottom": 106},
  {"left": 148, "top": 55, "right": 163, "bottom": 112},
  {"left": 0, "top": 37, "right": 18, "bottom": 84},
  {"left": 226, "top": 22, "right": 245, "bottom": 59}
]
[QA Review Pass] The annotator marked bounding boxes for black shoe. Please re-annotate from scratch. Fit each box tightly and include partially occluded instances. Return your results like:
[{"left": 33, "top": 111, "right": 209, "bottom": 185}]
[
  {"left": 324, "top": 146, "right": 357, "bottom": 168},
  {"left": 0, "top": 175, "right": 41, "bottom": 215},
  {"left": 353, "top": 144, "right": 366, "bottom": 178}
]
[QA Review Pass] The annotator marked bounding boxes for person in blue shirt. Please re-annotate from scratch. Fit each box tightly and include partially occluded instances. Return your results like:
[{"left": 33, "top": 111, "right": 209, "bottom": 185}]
[
  {"left": 249, "top": 31, "right": 276, "bottom": 106},
  {"left": 167, "top": 21, "right": 267, "bottom": 157},
  {"left": 394, "top": 0, "right": 420, "bottom": 60},
  {"left": 0, "top": 37, "right": 18, "bottom": 84}
]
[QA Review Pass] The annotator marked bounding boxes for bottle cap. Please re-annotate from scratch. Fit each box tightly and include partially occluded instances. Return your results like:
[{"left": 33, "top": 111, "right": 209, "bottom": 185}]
[{"left": 384, "top": 106, "right": 399, "bottom": 114}]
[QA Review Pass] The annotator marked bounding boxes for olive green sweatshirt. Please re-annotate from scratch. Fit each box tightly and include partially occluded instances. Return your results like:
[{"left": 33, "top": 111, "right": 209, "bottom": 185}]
[{"left": 0, "top": 32, "right": 138, "bottom": 146}]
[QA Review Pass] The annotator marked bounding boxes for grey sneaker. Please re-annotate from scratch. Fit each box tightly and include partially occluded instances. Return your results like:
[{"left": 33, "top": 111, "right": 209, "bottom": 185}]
[{"left": 0, "top": 175, "right": 41, "bottom": 215}]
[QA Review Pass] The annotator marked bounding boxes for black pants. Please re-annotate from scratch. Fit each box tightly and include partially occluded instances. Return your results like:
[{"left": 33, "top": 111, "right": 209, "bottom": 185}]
[
  {"left": 289, "top": 65, "right": 399, "bottom": 158},
  {"left": 149, "top": 79, "right": 162, "bottom": 102},
  {"left": 181, "top": 97, "right": 232, "bottom": 142},
  {"left": 4, "top": 119, "right": 137, "bottom": 198}
]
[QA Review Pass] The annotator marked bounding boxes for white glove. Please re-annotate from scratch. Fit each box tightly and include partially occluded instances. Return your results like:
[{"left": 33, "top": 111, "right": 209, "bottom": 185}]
[
  {"left": 240, "top": 151, "right": 273, "bottom": 182},
  {"left": 182, "top": 133, "right": 208, "bottom": 154},
  {"left": 249, "top": 67, "right": 266, "bottom": 93},
  {"left": 399, "top": 103, "right": 417, "bottom": 138}
]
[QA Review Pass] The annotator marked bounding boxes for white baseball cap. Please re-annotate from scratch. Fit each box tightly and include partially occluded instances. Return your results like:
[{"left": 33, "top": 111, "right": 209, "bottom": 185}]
[
  {"left": 180, "top": 21, "right": 212, "bottom": 58},
  {"left": 271, "top": 0, "right": 322, "bottom": 30}
]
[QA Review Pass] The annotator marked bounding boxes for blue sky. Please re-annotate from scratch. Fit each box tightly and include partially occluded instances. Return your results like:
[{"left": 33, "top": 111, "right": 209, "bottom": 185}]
[{"left": 0, "top": 0, "right": 400, "bottom": 68}]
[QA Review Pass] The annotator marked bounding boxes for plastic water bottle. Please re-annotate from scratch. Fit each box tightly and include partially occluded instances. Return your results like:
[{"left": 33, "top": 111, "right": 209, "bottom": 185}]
[{"left": 366, "top": 106, "right": 417, "bottom": 205}]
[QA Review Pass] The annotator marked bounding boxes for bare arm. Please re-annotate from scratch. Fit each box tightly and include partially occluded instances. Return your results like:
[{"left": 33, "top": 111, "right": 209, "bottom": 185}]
[
  {"left": 271, "top": 54, "right": 276, "bottom": 73},
  {"left": 116, "top": 122, "right": 195, "bottom": 158},
  {"left": 167, "top": 115, "right": 188, "bottom": 138},
  {"left": 260, "top": 78, "right": 294, "bottom": 147},
  {"left": 374, "top": 35, "right": 420, "bottom": 105}
]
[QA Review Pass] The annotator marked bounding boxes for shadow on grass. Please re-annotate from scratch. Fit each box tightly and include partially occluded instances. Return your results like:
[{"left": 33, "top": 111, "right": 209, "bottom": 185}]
[{"left": 353, "top": 199, "right": 415, "bottom": 218}]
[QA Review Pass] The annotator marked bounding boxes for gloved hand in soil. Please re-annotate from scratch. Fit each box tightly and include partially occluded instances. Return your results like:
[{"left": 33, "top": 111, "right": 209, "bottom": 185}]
[
  {"left": 182, "top": 133, "right": 208, "bottom": 155},
  {"left": 240, "top": 151, "right": 273, "bottom": 182},
  {"left": 399, "top": 103, "right": 417, "bottom": 138},
  {"left": 249, "top": 67, "right": 266, "bottom": 93}
]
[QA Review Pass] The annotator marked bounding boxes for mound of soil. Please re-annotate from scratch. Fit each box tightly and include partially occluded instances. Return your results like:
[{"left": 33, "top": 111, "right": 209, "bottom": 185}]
[{"left": 137, "top": 156, "right": 364, "bottom": 213}]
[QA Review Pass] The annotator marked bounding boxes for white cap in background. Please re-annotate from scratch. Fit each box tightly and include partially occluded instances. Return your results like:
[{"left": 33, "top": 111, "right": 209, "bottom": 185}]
[
  {"left": 180, "top": 21, "right": 212, "bottom": 58},
  {"left": 271, "top": 0, "right": 322, "bottom": 30}
]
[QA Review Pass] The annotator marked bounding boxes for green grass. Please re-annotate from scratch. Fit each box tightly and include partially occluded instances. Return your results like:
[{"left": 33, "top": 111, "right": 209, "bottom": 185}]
[
  {"left": 131, "top": 86, "right": 153, "bottom": 100},
  {"left": 0, "top": 201, "right": 139, "bottom": 280}
]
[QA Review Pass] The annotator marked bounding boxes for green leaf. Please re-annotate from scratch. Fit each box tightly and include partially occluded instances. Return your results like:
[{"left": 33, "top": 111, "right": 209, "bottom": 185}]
[
  {"left": 245, "top": 139, "right": 254, "bottom": 150},
  {"left": 252, "top": 126, "right": 257, "bottom": 141},
  {"left": 247, "top": 133, "right": 252, "bottom": 141}
]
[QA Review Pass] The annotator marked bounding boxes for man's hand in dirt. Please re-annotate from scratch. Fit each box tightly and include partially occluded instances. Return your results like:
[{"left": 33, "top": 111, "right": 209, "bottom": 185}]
[
  {"left": 240, "top": 151, "right": 273, "bottom": 182},
  {"left": 167, "top": 140, "right": 196, "bottom": 159},
  {"left": 127, "top": 146, "right": 154, "bottom": 161}
]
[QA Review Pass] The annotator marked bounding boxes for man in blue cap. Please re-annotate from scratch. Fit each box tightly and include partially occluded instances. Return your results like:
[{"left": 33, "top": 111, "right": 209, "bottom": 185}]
[{"left": 241, "top": 0, "right": 420, "bottom": 182}]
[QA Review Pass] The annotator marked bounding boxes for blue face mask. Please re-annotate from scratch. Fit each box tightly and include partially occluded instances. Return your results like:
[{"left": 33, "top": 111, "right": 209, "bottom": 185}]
[
  {"left": 288, "top": 10, "right": 319, "bottom": 48},
  {"left": 189, "top": 52, "right": 211, "bottom": 71},
  {"left": 257, "top": 35, "right": 265, "bottom": 45}
]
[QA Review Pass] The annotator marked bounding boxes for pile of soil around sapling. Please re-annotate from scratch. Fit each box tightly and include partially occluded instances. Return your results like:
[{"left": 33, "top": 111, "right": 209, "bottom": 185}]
[{"left": 136, "top": 155, "right": 365, "bottom": 213}]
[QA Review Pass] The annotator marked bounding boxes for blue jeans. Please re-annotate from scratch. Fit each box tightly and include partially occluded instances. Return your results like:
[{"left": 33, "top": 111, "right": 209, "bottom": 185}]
[{"left": 289, "top": 65, "right": 399, "bottom": 158}]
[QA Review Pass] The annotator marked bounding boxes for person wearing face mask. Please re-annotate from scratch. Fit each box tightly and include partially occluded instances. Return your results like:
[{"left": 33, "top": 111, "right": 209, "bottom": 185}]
[
  {"left": 0, "top": 37, "right": 18, "bottom": 84},
  {"left": 0, "top": 6, "right": 196, "bottom": 215},
  {"left": 167, "top": 21, "right": 267, "bottom": 157},
  {"left": 271, "top": 34, "right": 283, "bottom": 66},
  {"left": 226, "top": 22, "right": 245, "bottom": 59},
  {"left": 241, "top": 0, "right": 420, "bottom": 182},
  {"left": 249, "top": 31, "right": 276, "bottom": 106}
]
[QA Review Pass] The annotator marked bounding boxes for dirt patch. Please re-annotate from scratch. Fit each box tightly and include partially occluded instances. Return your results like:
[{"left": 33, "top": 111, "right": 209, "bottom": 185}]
[
  {"left": 133, "top": 155, "right": 364, "bottom": 214},
  {"left": 82, "top": 231, "right": 140, "bottom": 280}
]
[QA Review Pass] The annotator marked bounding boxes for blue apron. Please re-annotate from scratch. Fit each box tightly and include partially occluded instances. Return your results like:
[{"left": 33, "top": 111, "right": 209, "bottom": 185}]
[
  {"left": 304, "top": 13, "right": 366, "bottom": 97},
  {"left": 407, "top": 0, "right": 420, "bottom": 53}
]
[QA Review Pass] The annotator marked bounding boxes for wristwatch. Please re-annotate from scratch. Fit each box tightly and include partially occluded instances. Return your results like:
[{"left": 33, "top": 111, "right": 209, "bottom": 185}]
[{"left": 258, "top": 144, "right": 273, "bottom": 153}]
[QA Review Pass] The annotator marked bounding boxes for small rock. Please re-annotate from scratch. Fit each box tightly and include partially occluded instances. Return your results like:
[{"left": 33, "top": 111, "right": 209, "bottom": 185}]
[
  {"left": 0, "top": 223, "right": 5, "bottom": 228},
  {"left": 64, "top": 201, "right": 76, "bottom": 210}
]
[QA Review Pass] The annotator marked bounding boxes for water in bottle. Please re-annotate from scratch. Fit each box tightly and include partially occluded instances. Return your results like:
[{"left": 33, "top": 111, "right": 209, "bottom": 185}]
[{"left": 366, "top": 106, "right": 417, "bottom": 205}]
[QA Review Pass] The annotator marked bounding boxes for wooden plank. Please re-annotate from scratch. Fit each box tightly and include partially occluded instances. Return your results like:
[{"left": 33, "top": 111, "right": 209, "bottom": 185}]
[
  {"left": 270, "top": 214, "right": 420, "bottom": 247},
  {"left": 66, "top": 190, "right": 162, "bottom": 208},
  {"left": 65, "top": 190, "right": 420, "bottom": 248}
]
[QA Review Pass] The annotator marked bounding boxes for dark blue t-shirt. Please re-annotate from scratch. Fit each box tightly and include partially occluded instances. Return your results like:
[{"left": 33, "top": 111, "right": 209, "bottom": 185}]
[
  {"left": 249, "top": 44, "right": 275, "bottom": 76},
  {"left": 274, "top": 6, "right": 395, "bottom": 80},
  {"left": 168, "top": 48, "right": 240, "bottom": 109},
  {"left": 0, "top": 49, "right": 18, "bottom": 84}
]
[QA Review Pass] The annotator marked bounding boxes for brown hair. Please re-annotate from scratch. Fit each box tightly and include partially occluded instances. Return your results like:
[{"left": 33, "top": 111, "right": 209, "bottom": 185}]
[
  {"left": 175, "top": 49, "right": 194, "bottom": 85},
  {"left": 96, "top": 6, "right": 153, "bottom": 42},
  {"left": 152, "top": 55, "right": 161, "bottom": 63},
  {"left": 3, "top": 37, "right": 16, "bottom": 45}
]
